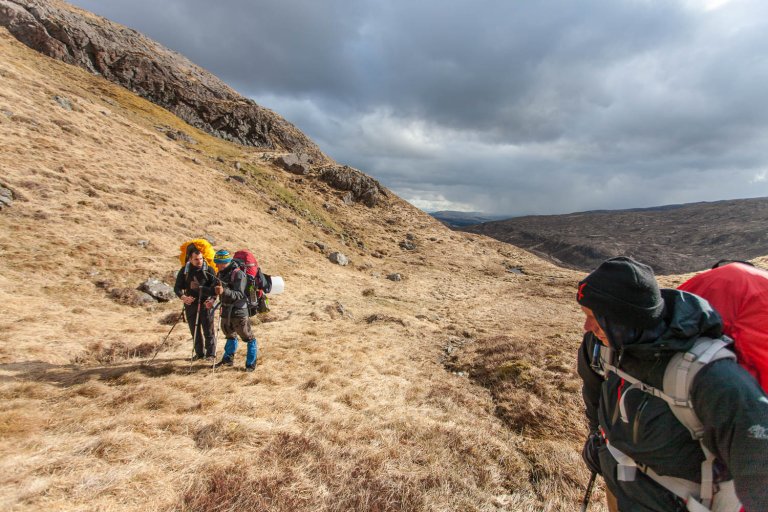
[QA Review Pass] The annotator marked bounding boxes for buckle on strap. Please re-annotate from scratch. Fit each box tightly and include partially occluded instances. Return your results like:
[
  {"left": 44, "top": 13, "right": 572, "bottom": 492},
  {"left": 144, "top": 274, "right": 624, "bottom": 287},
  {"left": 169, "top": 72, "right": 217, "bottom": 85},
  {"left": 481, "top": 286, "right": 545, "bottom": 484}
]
[{"left": 683, "top": 352, "right": 697, "bottom": 362}]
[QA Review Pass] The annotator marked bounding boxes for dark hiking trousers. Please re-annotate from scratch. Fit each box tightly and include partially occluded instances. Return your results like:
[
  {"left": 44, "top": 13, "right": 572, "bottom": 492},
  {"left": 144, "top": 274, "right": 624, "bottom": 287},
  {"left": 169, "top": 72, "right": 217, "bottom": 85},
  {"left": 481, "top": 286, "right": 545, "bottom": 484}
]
[
  {"left": 185, "top": 302, "right": 216, "bottom": 357},
  {"left": 220, "top": 313, "right": 253, "bottom": 341}
]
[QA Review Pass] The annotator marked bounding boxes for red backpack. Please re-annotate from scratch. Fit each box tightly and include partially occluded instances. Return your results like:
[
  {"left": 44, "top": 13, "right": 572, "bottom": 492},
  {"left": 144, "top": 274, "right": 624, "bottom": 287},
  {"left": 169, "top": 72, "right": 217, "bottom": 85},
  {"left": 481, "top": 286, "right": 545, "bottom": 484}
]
[
  {"left": 678, "top": 262, "right": 768, "bottom": 392},
  {"left": 233, "top": 249, "right": 259, "bottom": 278}
]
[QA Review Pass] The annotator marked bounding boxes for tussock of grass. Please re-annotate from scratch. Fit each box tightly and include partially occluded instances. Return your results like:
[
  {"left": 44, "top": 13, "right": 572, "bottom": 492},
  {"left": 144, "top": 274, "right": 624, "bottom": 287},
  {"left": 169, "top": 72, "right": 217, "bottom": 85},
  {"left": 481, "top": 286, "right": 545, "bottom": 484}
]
[
  {"left": 447, "top": 335, "right": 584, "bottom": 440},
  {"left": 74, "top": 341, "right": 157, "bottom": 364},
  {"left": 0, "top": 410, "right": 43, "bottom": 438}
]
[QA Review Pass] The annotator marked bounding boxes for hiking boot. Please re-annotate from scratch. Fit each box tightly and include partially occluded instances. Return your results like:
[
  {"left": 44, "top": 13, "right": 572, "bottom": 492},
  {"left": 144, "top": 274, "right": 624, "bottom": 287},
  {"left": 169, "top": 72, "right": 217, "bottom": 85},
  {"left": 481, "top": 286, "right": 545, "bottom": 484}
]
[
  {"left": 190, "top": 354, "right": 204, "bottom": 362},
  {"left": 216, "top": 357, "right": 233, "bottom": 368},
  {"left": 205, "top": 354, "right": 215, "bottom": 361},
  {"left": 245, "top": 364, "right": 256, "bottom": 372}
]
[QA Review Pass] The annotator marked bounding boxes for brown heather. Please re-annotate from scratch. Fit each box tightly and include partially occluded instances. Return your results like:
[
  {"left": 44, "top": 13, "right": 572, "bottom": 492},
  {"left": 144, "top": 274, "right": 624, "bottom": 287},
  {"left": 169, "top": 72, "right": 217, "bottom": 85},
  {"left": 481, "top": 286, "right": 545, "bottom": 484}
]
[{"left": 17, "top": 25, "right": 768, "bottom": 511}]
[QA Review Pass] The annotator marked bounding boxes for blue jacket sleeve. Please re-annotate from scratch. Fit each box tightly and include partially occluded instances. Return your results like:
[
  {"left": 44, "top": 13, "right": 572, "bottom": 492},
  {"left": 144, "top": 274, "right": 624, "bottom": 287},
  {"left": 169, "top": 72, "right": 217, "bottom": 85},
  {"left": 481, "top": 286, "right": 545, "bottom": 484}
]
[{"left": 691, "top": 358, "right": 768, "bottom": 511}]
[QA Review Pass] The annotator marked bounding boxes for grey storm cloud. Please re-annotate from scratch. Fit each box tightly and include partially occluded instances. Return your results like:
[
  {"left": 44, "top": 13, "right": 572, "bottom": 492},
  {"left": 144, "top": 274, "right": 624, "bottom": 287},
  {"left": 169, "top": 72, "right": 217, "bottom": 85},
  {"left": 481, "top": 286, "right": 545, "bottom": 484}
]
[{"left": 70, "top": 0, "right": 768, "bottom": 215}]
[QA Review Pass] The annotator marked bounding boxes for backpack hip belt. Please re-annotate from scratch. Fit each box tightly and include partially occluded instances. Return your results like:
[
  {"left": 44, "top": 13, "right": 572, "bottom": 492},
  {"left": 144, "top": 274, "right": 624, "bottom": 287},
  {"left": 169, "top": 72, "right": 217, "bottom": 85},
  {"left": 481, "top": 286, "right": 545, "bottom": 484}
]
[{"left": 605, "top": 443, "right": 740, "bottom": 512}]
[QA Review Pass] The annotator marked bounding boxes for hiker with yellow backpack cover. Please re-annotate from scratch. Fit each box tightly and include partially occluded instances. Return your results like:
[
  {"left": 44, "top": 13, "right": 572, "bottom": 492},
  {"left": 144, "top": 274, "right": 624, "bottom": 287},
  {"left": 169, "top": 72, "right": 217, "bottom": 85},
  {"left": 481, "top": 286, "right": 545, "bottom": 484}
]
[
  {"left": 576, "top": 257, "right": 768, "bottom": 512},
  {"left": 173, "top": 240, "right": 219, "bottom": 361}
]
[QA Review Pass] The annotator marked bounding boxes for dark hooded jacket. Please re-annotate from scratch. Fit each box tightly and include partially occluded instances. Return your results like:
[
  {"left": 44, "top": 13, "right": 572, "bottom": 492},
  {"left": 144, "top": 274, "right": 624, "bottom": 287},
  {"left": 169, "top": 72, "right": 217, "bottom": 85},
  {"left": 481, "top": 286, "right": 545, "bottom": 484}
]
[
  {"left": 578, "top": 289, "right": 768, "bottom": 511},
  {"left": 217, "top": 261, "right": 249, "bottom": 318},
  {"left": 173, "top": 262, "right": 217, "bottom": 303}
]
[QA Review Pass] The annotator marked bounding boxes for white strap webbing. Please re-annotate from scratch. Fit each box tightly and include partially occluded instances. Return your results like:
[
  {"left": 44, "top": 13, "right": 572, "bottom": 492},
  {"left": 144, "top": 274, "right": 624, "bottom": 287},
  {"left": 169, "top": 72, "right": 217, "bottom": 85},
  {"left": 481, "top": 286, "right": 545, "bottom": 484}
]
[
  {"left": 606, "top": 443, "right": 702, "bottom": 498},
  {"left": 600, "top": 363, "right": 679, "bottom": 423}
]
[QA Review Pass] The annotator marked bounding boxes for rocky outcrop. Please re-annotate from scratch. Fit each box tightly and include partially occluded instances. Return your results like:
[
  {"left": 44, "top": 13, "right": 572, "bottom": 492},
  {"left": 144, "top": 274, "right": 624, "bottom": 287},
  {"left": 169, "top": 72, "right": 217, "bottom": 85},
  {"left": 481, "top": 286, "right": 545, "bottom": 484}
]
[
  {"left": 0, "top": 0, "right": 328, "bottom": 162},
  {"left": 318, "top": 165, "right": 387, "bottom": 207},
  {"left": 274, "top": 153, "right": 313, "bottom": 175},
  {"left": 138, "top": 278, "right": 175, "bottom": 302}
]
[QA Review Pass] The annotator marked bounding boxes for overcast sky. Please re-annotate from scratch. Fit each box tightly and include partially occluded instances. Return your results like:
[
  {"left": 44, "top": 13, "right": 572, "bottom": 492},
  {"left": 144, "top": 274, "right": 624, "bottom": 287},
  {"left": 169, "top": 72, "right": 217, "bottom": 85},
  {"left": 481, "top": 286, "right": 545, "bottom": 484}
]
[{"left": 70, "top": 0, "right": 768, "bottom": 216}]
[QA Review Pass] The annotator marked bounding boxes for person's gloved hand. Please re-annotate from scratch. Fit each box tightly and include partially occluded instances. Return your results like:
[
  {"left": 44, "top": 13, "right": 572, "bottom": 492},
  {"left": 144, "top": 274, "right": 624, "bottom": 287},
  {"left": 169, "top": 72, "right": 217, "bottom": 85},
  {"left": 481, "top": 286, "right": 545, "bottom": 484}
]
[{"left": 581, "top": 431, "right": 605, "bottom": 475}]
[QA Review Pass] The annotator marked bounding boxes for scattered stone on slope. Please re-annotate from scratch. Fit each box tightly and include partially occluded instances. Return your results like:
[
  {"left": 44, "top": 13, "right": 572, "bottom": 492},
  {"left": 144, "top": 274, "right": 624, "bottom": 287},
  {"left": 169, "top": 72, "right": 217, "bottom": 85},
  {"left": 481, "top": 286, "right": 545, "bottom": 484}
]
[
  {"left": 52, "top": 94, "right": 72, "bottom": 110},
  {"left": 137, "top": 239, "right": 149, "bottom": 248},
  {"left": 0, "top": 0, "right": 328, "bottom": 160},
  {"left": 399, "top": 240, "right": 416, "bottom": 251},
  {"left": 328, "top": 252, "right": 349, "bottom": 266},
  {"left": 139, "top": 278, "right": 175, "bottom": 302},
  {"left": 0, "top": 184, "right": 14, "bottom": 209},
  {"left": 274, "top": 153, "right": 312, "bottom": 175},
  {"left": 227, "top": 175, "right": 246, "bottom": 184},
  {"left": 318, "top": 165, "right": 386, "bottom": 207},
  {"left": 109, "top": 287, "right": 156, "bottom": 307},
  {"left": 165, "top": 128, "right": 196, "bottom": 144},
  {"left": 326, "top": 301, "right": 352, "bottom": 320},
  {"left": 387, "top": 273, "right": 402, "bottom": 281},
  {"left": 365, "top": 313, "right": 406, "bottom": 326},
  {"left": 440, "top": 336, "right": 474, "bottom": 365}
]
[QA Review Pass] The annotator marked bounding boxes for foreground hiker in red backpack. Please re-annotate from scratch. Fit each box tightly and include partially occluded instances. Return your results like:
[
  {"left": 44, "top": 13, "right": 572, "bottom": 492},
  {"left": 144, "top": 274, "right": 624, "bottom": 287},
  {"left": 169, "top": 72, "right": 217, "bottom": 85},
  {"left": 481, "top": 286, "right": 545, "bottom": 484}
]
[{"left": 576, "top": 257, "right": 768, "bottom": 511}]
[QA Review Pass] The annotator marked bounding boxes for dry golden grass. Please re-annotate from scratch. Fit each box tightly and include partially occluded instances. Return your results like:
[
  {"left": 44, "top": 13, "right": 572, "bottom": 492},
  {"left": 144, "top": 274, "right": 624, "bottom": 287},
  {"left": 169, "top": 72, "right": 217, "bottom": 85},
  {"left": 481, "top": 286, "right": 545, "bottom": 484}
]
[{"left": 0, "top": 28, "right": 608, "bottom": 511}]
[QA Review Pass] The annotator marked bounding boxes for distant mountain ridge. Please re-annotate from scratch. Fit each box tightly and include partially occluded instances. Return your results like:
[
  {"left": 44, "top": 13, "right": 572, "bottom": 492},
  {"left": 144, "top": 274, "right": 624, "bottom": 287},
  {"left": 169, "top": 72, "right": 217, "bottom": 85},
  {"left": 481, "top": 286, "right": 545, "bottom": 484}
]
[
  {"left": 463, "top": 197, "right": 768, "bottom": 275},
  {"left": 429, "top": 211, "right": 507, "bottom": 227}
]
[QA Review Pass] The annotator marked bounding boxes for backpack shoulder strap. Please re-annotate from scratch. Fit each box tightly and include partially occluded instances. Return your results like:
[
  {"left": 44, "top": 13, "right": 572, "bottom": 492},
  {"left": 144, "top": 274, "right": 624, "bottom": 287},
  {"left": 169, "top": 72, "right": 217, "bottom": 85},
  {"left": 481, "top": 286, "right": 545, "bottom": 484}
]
[
  {"left": 661, "top": 336, "right": 737, "bottom": 508},
  {"left": 662, "top": 336, "right": 736, "bottom": 439}
]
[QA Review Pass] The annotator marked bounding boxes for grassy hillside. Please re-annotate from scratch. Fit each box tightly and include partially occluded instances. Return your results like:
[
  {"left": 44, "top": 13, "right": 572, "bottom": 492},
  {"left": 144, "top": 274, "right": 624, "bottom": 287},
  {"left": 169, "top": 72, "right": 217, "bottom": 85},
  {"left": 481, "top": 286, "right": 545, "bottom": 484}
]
[{"left": 0, "top": 28, "right": 598, "bottom": 511}]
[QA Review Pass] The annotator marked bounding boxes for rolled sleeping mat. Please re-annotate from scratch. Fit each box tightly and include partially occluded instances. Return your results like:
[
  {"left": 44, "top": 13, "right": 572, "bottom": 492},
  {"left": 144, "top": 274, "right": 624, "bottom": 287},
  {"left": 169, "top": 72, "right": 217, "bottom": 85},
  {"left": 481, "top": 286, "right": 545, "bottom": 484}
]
[{"left": 267, "top": 276, "right": 285, "bottom": 295}]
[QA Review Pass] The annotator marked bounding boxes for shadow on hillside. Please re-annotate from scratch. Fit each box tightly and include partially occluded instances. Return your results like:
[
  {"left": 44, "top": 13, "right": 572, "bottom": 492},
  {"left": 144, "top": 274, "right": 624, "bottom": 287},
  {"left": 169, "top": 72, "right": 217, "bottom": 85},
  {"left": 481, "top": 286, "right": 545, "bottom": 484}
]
[{"left": 0, "top": 358, "right": 219, "bottom": 387}]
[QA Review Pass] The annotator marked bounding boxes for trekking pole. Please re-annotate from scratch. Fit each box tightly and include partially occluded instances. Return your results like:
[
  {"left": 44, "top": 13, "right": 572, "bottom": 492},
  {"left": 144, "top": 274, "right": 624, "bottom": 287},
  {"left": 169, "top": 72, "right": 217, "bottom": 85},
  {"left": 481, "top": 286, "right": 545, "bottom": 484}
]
[
  {"left": 189, "top": 287, "right": 203, "bottom": 372},
  {"left": 146, "top": 307, "right": 185, "bottom": 365},
  {"left": 211, "top": 300, "right": 221, "bottom": 374},
  {"left": 580, "top": 471, "right": 597, "bottom": 512}
]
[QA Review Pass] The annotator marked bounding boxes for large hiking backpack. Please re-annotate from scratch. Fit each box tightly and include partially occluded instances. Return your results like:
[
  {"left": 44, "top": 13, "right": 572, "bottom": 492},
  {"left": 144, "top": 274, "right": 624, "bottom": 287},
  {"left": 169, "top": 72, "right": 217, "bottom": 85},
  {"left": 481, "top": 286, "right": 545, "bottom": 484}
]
[
  {"left": 178, "top": 239, "right": 216, "bottom": 282},
  {"left": 230, "top": 249, "right": 272, "bottom": 316},
  {"left": 678, "top": 262, "right": 768, "bottom": 393},
  {"left": 594, "top": 262, "right": 768, "bottom": 511},
  {"left": 179, "top": 239, "right": 216, "bottom": 269}
]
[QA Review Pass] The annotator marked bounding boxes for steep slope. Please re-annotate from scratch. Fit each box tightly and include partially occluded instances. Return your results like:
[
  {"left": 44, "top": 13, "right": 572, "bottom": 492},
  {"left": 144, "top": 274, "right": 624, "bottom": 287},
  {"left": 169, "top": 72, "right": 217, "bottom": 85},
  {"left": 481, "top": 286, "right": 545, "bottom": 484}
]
[
  {"left": 0, "top": 27, "right": 597, "bottom": 512},
  {"left": 0, "top": 0, "right": 328, "bottom": 161},
  {"left": 464, "top": 198, "right": 768, "bottom": 275}
]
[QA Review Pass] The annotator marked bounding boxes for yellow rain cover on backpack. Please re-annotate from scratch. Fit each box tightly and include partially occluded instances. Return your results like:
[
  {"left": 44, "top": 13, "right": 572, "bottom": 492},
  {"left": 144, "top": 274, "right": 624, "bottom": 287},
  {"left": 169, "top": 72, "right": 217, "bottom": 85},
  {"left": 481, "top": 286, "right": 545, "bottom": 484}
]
[{"left": 179, "top": 239, "right": 216, "bottom": 269}]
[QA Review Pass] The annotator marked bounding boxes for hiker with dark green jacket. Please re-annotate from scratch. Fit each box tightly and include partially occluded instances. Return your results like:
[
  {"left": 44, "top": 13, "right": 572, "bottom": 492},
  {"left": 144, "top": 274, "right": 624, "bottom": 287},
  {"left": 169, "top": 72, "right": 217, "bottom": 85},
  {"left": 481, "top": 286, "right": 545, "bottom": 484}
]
[
  {"left": 576, "top": 257, "right": 768, "bottom": 512},
  {"left": 213, "top": 250, "right": 259, "bottom": 372}
]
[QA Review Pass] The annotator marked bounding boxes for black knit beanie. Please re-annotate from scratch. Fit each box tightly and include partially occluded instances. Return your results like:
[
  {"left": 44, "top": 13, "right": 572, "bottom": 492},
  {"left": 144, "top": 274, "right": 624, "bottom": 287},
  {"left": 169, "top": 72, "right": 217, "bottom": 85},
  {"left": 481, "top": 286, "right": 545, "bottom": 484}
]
[{"left": 576, "top": 256, "right": 664, "bottom": 328}]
